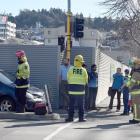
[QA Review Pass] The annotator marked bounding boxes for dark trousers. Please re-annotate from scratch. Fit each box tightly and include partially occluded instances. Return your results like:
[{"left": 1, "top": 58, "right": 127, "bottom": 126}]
[
  {"left": 88, "top": 87, "right": 98, "bottom": 109},
  {"left": 15, "top": 88, "right": 27, "bottom": 112},
  {"left": 68, "top": 94, "right": 85, "bottom": 120},
  {"left": 123, "top": 88, "right": 130, "bottom": 113},
  {"left": 109, "top": 89, "right": 121, "bottom": 110},
  {"left": 59, "top": 80, "right": 69, "bottom": 108}
]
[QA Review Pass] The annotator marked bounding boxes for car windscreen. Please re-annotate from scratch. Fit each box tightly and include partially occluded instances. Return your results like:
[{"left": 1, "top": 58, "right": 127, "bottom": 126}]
[{"left": 0, "top": 72, "right": 13, "bottom": 85}]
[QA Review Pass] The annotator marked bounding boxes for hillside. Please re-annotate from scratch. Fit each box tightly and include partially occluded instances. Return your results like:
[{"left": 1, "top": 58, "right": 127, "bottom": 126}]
[{"left": 7, "top": 8, "right": 119, "bottom": 31}]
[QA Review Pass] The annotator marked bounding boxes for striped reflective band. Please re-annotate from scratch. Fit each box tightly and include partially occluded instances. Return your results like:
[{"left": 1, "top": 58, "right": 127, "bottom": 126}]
[
  {"left": 131, "top": 90, "right": 140, "bottom": 95},
  {"left": 16, "top": 84, "right": 30, "bottom": 88}
]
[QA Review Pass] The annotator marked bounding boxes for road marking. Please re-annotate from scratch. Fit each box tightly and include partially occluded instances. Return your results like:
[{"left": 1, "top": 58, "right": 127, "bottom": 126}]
[
  {"left": 43, "top": 110, "right": 93, "bottom": 140},
  {"left": 43, "top": 118, "right": 78, "bottom": 140}
]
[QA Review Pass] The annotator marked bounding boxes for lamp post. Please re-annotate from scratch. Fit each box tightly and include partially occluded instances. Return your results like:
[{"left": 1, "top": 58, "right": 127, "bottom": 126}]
[{"left": 66, "top": 0, "right": 72, "bottom": 60}]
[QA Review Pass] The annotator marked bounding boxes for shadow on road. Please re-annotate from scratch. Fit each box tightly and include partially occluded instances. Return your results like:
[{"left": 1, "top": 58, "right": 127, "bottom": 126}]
[
  {"left": 74, "top": 122, "right": 131, "bottom": 130},
  {"left": 87, "top": 108, "right": 125, "bottom": 118},
  {"left": 4, "top": 121, "right": 65, "bottom": 128}
]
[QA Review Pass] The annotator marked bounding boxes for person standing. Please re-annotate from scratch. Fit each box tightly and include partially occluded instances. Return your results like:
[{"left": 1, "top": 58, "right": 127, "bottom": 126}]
[
  {"left": 120, "top": 69, "right": 131, "bottom": 115},
  {"left": 107, "top": 68, "right": 124, "bottom": 112},
  {"left": 15, "top": 50, "right": 30, "bottom": 113},
  {"left": 126, "top": 57, "right": 140, "bottom": 123},
  {"left": 88, "top": 64, "right": 98, "bottom": 110},
  {"left": 65, "top": 55, "right": 88, "bottom": 122},
  {"left": 59, "top": 58, "right": 71, "bottom": 109}
]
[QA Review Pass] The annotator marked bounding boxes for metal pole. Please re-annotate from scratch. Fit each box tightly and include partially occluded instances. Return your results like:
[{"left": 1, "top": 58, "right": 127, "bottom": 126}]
[{"left": 66, "top": 0, "right": 72, "bottom": 60}]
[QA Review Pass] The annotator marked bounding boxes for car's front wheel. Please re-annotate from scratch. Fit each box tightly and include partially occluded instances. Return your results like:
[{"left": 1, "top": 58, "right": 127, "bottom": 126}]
[{"left": 0, "top": 97, "right": 16, "bottom": 112}]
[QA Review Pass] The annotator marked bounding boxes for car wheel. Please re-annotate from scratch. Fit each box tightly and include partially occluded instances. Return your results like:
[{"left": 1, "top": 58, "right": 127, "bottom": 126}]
[{"left": 0, "top": 97, "right": 16, "bottom": 112}]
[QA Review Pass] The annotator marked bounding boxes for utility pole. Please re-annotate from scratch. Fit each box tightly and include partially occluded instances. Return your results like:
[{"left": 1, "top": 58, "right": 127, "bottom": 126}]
[{"left": 66, "top": 0, "right": 72, "bottom": 60}]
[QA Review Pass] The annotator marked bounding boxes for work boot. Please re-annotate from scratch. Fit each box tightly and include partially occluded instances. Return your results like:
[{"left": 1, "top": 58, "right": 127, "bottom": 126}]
[
  {"left": 79, "top": 118, "right": 87, "bottom": 122},
  {"left": 116, "top": 109, "right": 120, "bottom": 112},
  {"left": 65, "top": 118, "right": 73, "bottom": 122},
  {"left": 129, "top": 119, "right": 140, "bottom": 124}
]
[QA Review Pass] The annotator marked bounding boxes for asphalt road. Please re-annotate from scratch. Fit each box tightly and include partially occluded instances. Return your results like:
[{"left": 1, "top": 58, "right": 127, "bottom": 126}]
[{"left": 0, "top": 108, "right": 140, "bottom": 140}]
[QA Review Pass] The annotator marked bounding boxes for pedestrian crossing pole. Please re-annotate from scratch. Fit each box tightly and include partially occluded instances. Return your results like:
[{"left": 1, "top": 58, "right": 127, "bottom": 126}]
[{"left": 66, "top": 0, "right": 72, "bottom": 61}]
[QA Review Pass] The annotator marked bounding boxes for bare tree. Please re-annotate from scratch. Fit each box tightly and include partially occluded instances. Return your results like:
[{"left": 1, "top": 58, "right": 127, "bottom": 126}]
[{"left": 101, "top": 0, "right": 140, "bottom": 56}]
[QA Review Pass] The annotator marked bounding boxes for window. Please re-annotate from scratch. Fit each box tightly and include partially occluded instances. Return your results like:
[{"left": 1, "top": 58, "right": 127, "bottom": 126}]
[{"left": 0, "top": 24, "right": 5, "bottom": 27}]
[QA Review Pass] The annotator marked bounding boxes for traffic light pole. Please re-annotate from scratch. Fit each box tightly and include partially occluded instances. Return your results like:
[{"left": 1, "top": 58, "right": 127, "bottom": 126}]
[{"left": 66, "top": 0, "right": 72, "bottom": 60}]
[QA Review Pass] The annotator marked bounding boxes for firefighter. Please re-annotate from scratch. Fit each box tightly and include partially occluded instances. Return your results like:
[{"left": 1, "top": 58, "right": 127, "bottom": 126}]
[
  {"left": 15, "top": 50, "right": 30, "bottom": 113},
  {"left": 65, "top": 55, "right": 88, "bottom": 122},
  {"left": 127, "top": 57, "right": 140, "bottom": 123}
]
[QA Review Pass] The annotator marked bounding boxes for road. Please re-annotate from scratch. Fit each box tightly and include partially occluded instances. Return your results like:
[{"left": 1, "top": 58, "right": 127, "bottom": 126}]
[{"left": 0, "top": 107, "right": 140, "bottom": 140}]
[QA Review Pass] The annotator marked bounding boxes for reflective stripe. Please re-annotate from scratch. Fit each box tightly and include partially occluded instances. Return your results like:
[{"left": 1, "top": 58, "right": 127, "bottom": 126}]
[
  {"left": 68, "top": 91, "right": 85, "bottom": 95},
  {"left": 16, "top": 84, "right": 30, "bottom": 88},
  {"left": 67, "top": 84, "right": 85, "bottom": 92},
  {"left": 131, "top": 90, "right": 140, "bottom": 95}
]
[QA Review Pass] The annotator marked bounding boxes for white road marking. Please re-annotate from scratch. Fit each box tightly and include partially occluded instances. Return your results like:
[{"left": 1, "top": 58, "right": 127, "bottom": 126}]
[
  {"left": 43, "top": 110, "right": 92, "bottom": 140},
  {"left": 43, "top": 118, "right": 78, "bottom": 140}
]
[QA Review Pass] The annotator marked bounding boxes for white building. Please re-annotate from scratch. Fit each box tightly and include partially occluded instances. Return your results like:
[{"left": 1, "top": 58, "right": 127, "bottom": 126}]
[
  {"left": 44, "top": 26, "right": 65, "bottom": 46},
  {"left": 44, "top": 26, "right": 102, "bottom": 47},
  {"left": 0, "top": 16, "right": 16, "bottom": 40},
  {"left": 79, "top": 27, "right": 102, "bottom": 47}
]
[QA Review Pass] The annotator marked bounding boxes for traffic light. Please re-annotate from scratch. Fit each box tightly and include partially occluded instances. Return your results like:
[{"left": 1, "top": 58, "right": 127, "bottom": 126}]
[
  {"left": 58, "top": 36, "right": 65, "bottom": 52},
  {"left": 58, "top": 36, "right": 65, "bottom": 46},
  {"left": 74, "top": 18, "right": 84, "bottom": 38}
]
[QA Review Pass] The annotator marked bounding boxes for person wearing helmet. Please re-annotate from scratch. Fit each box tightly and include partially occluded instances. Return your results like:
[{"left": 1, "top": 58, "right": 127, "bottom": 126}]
[
  {"left": 120, "top": 69, "right": 131, "bottom": 115},
  {"left": 15, "top": 50, "right": 30, "bottom": 113},
  {"left": 126, "top": 57, "right": 140, "bottom": 123},
  {"left": 65, "top": 55, "right": 88, "bottom": 122}
]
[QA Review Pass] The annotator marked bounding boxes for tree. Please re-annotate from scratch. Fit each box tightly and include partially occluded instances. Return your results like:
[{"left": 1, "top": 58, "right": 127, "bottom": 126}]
[{"left": 101, "top": 0, "right": 140, "bottom": 56}]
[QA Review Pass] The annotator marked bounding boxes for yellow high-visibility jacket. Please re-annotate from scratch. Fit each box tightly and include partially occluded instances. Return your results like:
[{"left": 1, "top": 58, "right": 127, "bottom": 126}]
[
  {"left": 67, "top": 66, "right": 88, "bottom": 95},
  {"left": 15, "top": 57, "right": 30, "bottom": 88}
]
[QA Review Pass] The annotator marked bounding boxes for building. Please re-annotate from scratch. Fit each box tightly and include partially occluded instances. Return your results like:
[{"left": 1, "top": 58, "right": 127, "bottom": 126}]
[
  {"left": 0, "top": 15, "right": 16, "bottom": 40},
  {"left": 44, "top": 26, "right": 65, "bottom": 46},
  {"left": 44, "top": 26, "right": 102, "bottom": 47},
  {"left": 79, "top": 27, "right": 102, "bottom": 47}
]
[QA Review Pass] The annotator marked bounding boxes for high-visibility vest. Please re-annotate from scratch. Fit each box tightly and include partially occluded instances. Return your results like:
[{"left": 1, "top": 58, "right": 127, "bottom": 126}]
[
  {"left": 16, "top": 57, "right": 30, "bottom": 88},
  {"left": 67, "top": 66, "right": 88, "bottom": 95}
]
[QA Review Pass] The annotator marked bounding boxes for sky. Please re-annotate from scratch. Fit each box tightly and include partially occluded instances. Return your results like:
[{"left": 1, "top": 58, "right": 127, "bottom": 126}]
[{"left": 0, "top": 0, "right": 107, "bottom": 18}]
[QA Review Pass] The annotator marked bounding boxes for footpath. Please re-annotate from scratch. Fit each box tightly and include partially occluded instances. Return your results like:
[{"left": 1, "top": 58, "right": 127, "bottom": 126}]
[{"left": 0, "top": 97, "right": 133, "bottom": 121}]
